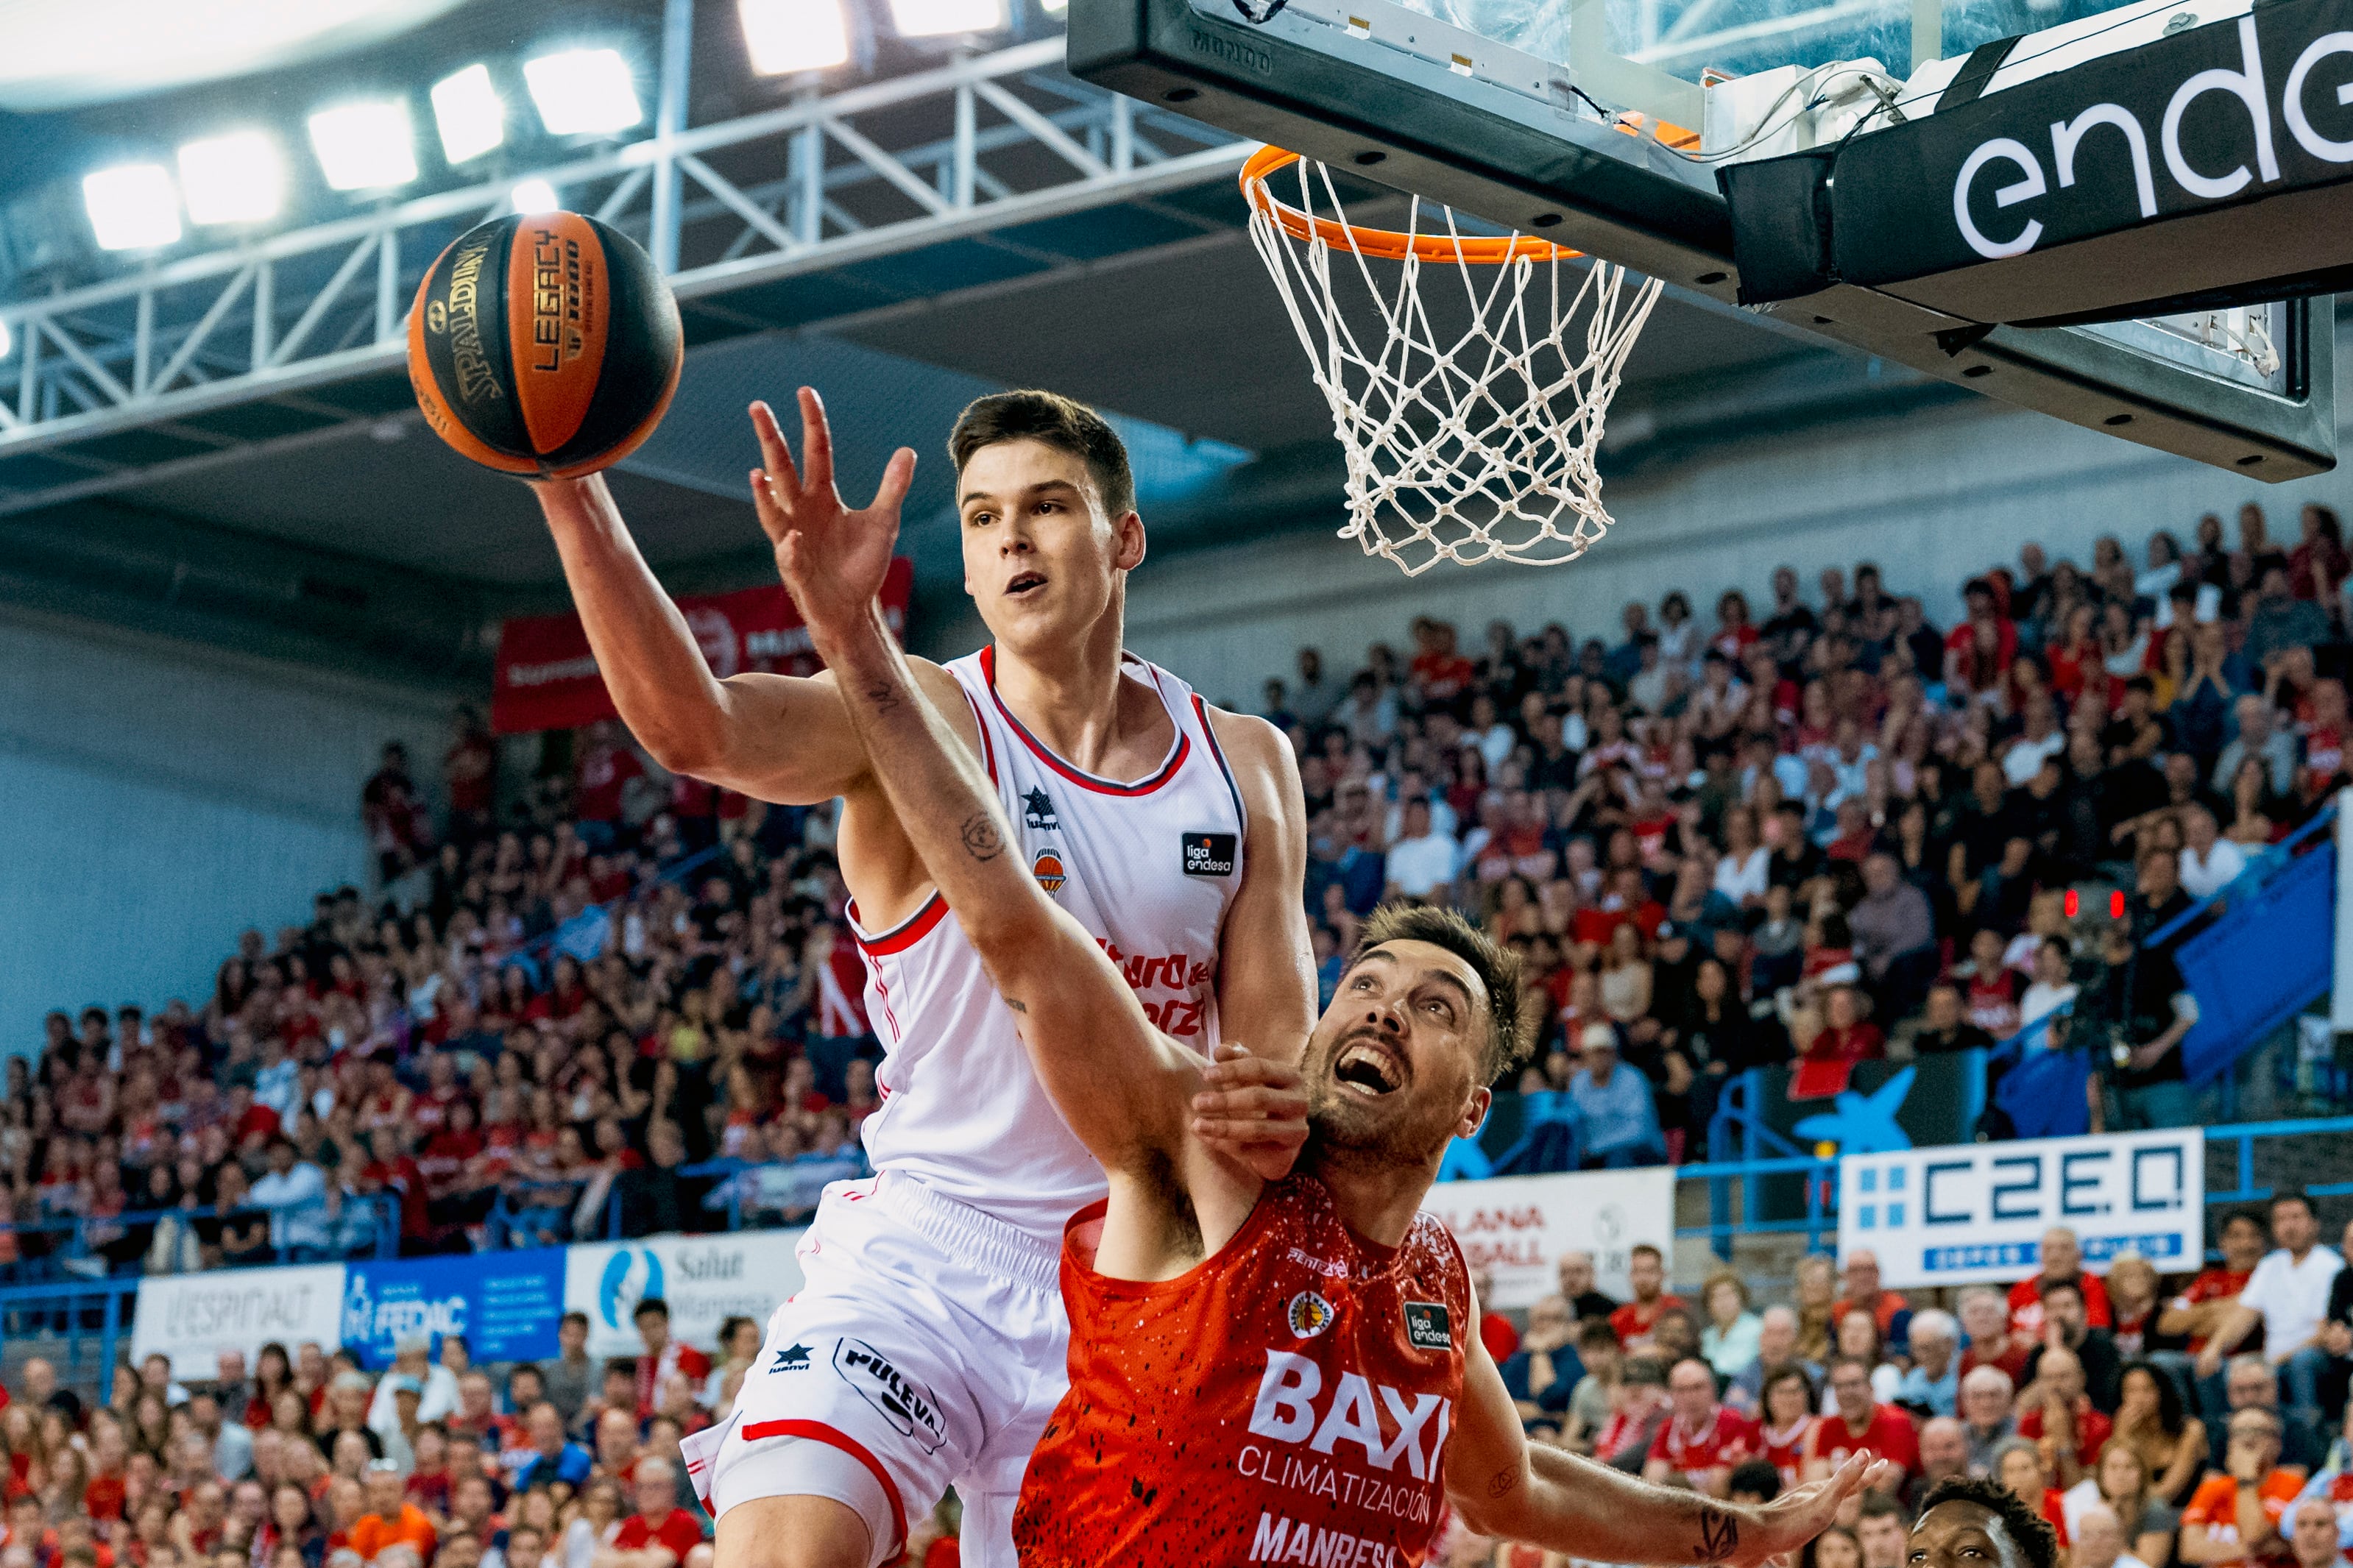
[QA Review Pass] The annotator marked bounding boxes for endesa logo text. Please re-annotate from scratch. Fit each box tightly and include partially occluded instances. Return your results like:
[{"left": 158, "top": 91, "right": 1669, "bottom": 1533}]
[{"left": 1953, "top": 15, "right": 2353, "bottom": 258}]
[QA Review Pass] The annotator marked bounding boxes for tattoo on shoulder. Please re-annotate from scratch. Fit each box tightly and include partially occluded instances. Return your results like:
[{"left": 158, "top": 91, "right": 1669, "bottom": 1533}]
[
  {"left": 1485, "top": 1468, "right": 1519, "bottom": 1500},
  {"left": 960, "top": 813, "right": 1005, "bottom": 862},
  {"left": 1696, "top": 1505, "right": 1739, "bottom": 1563}
]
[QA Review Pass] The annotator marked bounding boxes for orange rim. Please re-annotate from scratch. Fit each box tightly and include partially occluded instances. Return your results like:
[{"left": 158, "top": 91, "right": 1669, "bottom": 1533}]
[{"left": 1241, "top": 144, "right": 1582, "bottom": 263}]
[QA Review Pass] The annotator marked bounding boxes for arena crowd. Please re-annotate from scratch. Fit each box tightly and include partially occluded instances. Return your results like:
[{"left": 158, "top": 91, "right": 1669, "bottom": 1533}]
[
  {"left": 13, "top": 502, "right": 2353, "bottom": 1567},
  {"left": 0, "top": 1294, "right": 961, "bottom": 1568},
  {"left": 1265, "top": 502, "right": 2353, "bottom": 1159},
  {"left": 1440, "top": 1190, "right": 2353, "bottom": 1568}
]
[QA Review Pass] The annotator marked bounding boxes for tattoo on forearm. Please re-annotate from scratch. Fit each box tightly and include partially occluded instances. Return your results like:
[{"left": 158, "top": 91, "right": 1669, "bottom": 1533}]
[
  {"left": 863, "top": 680, "right": 902, "bottom": 715},
  {"left": 1696, "top": 1505, "right": 1739, "bottom": 1562},
  {"left": 960, "top": 813, "right": 1004, "bottom": 862},
  {"left": 1486, "top": 1468, "right": 1519, "bottom": 1500}
]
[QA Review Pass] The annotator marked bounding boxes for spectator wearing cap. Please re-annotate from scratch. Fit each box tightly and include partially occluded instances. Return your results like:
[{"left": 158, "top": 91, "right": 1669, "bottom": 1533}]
[
  {"left": 368, "top": 1335, "right": 457, "bottom": 1438},
  {"left": 1567, "top": 1025, "right": 1667, "bottom": 1170},
  {"left": 349, "top": 1463, "right": 436, "bottom": 1566}
]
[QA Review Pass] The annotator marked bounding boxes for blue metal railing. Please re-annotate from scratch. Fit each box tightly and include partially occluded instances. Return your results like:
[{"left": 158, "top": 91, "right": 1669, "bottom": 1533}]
[
  {"left": 0, "top": 1196, "right": 400, "bottom": 1275},
  {"left": 2146, "top": 803, "right": 2336, "bottom": 948}
]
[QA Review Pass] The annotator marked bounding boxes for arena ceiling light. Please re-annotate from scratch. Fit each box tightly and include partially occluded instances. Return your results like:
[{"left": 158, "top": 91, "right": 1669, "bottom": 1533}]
[
  {"left": 739, "top": 0, "right": 851, "bottom": 73},
  {"left": 82, "top": 163, "right": 183, "bottom": 250},
  {"left": 523, "top": 48, "right": 643, "bottom": 135},
  {"left": 176, "top": 131, "right": 285, "bottom": 225},
  {"left": 885, "top": 0, "right": 1006, "bottom": 35},
  {"left": 431, "top": 63, "right": 506, "bottom": 164},
  {"left": 511, "top": 179, "right": 561, "bottom": 214},
  {"left": 308, "top": 99, "right": 420, "bottom": 190}
]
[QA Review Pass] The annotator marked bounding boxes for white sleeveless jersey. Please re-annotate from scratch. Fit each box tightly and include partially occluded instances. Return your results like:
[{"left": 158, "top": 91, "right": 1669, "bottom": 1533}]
[{"left": 846, "top": 646, "right": 1249, "bottom": 1246}]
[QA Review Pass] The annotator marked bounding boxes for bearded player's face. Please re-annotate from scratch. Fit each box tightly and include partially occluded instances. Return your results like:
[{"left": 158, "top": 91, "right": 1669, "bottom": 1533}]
[{"left": 1303, "top": 939, "right": 1491, "bottom": 1163}]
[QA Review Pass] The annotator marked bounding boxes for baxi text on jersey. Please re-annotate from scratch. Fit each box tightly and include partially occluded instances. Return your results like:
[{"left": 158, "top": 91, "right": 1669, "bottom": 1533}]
[
  {"left": 1247, "top": 1512, "right": 1405, "bottom": 1567},
  {"left": 1246, "top": 1350, "right": 1451, "bottom": 1482}
]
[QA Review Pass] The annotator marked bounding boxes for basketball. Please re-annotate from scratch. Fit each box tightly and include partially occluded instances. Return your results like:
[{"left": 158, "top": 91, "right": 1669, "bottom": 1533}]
[{"left": 407, "top": 210, "right": 682, "bottom": 480}]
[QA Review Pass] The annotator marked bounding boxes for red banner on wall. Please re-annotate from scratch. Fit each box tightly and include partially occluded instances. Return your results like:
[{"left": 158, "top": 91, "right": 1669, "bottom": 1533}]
[{"left": 490, "top": 559, "right": 915, "bottom": 735}]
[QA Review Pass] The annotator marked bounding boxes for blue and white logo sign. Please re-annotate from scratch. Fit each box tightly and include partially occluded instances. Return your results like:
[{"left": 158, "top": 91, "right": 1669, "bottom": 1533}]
[
  {"left": 597, "top": 1248, "right": 665, "bottom": 1334},
  {"left": 1838, "top": 1128, "right": 2203, "bottom": 1288},
  {"left": 341, "top": 1251, "right": 565, "bottom": 1370}
]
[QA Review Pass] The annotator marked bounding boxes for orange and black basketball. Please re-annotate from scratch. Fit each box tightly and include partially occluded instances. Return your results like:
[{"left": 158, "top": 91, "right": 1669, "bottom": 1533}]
[{"left": 408, "top": 211, "right": 682, "bottom": 480}]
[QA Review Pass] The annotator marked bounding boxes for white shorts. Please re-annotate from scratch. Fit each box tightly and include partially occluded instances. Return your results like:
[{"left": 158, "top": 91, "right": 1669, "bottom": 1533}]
[{"left": 679, "top": 1173, "right": 1069, "bottom": 1568}]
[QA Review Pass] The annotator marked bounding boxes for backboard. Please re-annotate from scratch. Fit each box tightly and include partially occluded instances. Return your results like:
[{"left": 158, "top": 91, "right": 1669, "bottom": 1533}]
[{"left": 1066, "top": 0, "right": 2336, "bottom": 476}]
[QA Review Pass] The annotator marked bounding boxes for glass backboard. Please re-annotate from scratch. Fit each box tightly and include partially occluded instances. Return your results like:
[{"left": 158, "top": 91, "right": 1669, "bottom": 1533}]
[{"left": 1067, "top": 0, "right": 2335, "bottom": 475}]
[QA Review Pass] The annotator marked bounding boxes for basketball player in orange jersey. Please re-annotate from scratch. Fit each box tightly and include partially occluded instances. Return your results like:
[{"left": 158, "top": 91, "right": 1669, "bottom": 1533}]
[
  {"left": 765, "top": 427, "right": 1902, "bottom": 1568},
  {"left": 530, "top": 387, "right": 1317, "bottom": 1568}
]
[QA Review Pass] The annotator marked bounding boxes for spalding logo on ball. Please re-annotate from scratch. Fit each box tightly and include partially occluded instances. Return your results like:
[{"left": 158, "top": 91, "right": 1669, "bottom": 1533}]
[{"left": 408, "top": 210, "right": 683, "bottom": 479}]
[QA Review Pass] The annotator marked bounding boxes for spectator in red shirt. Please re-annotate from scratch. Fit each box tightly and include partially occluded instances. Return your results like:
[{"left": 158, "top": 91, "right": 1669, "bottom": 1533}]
[
  {"left": 1645, "top": 1357, "right": 1760, "bottom": 1497},
  {"left": 1961, "top": 1288, "right": 2034, "bottom": 1386},
  {"left": 361, "top": 1127, "right": 431, "bottom": 1252},
  {"left": 631, "top": 1300, "right": 711, "bottom": 1422},
  {"left": 2009, "top": 1227, "right": 2113, "bottom": 1339},
  {"left": 573, "top": 723, "right": 645, "bottom": 850},
  {"left": 2014, "top": 1347, "right": 2112, "bottom": 1487},
  {"left": 1611, "top": 1244, "right": 1688, "bottom": 1348},
  {"left": 596, "top": 1458, "right": 706, "bottom": 1568},
  {"left": 2160, "top": 1210, "right": 2271, "bottom": 1364},
  {"left": 1833, "top": 1249, "right": 1916, "bottom": 1351},
  {"left": 1807, "top": 1355, "right": 1922, "bottom": 1480}
]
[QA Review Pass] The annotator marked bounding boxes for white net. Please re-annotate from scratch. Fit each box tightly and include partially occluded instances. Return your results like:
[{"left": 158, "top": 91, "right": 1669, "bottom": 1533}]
[{"left": 1245, "top": 154, "right": 1664, "bottom": 577}]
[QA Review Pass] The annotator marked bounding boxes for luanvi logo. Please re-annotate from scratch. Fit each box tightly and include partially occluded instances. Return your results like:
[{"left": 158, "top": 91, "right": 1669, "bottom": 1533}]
[{"left": 1189, "top": 29, "right": 1273, "bottom": 73}]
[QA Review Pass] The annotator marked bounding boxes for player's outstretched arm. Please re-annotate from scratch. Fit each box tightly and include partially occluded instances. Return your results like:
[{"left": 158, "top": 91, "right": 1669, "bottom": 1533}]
[
  {"left": 1446, "top": 1312, "right": 1894, "bottom": 1565},
  {"left": 762, "top": 390, "right": 1196, "bottom": 1172},
  {"left": 531, "top": 394, "right": 941, "bottom": 806}
]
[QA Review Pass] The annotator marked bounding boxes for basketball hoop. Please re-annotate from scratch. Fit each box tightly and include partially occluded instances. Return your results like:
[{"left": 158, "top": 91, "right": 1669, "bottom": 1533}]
[{"left": 1242, "top": 146, "right": 1663, "bottom": 576}]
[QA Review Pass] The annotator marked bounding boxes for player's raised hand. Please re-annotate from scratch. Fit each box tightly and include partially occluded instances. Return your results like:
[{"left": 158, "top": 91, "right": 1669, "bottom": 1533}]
[
  {"left": 1190, "top": 1040, "right": 1311, "bottom": 1182},
  {"left": 750, "top": 389, "right": 915, "bottom": 644},
  {"left": 1730, "top": 1452, "right": 1902, "bottom": 1567}
]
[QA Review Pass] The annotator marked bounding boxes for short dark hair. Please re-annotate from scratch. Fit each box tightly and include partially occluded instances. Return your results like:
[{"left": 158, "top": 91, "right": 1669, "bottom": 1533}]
[
  {"left": 1914, "top": 1476, "right": 2059, "bottom": 1568},
  {"left": 2221, "top": 1209, "right": 2267, "bottom": 1236},
  {"left": 632, "top": 1297, "right": 669, "bottom": 1323},
  {"left": 560, "top": 1311, "right": 589, "bottom": 1331},
  {"left": 1577, "top": 1318, "right": 1622, "bottom": 1351},
  {"left": 1858, "top": 1491, "right": 1908, "bottom": 1524},
  {"left": 2037, "top": 1275, "right": 2084, "bottom": 1302},
  {"left": 1351, "top": 904, "right": 1530, "bottom": 1082},
  {"left": 949, "top": 390, "right": 1136, "bottom": 519},
  {"left": 2271, "top": 1188, "right": 2315, "bottom": 1220},
  {"left": 1630, "top": 1243, "right": 1663, "bottom": 1263},
  {"left": 1727, "top": 1459, "right": 1782, "bottom": 1503}
]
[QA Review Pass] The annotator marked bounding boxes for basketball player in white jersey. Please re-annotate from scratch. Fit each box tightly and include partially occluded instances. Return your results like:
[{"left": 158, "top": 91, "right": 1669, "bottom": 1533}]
[{"left": 529, "top": 386, "right": 1315, "bottom": 1568}]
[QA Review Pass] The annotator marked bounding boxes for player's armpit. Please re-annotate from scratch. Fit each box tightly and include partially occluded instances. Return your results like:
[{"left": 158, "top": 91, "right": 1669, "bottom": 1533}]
[{"left": 1203, "top": 709, "right": 1318, "bottom": 1073}]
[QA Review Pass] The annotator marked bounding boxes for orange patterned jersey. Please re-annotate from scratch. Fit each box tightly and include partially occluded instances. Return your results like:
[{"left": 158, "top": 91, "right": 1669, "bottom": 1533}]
[{"left": 1012, "top": 1174, "right": 1470, "bottom": 1568}]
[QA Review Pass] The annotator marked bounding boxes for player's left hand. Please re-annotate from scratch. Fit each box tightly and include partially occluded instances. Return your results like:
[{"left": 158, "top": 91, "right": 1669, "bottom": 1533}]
[
  {"left": 1733, "top": 1452, "right": 1903, "bottom": 1567},
  {"left": 1190, "top": 1041, "right": 1310, "bottom": 1182}
]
